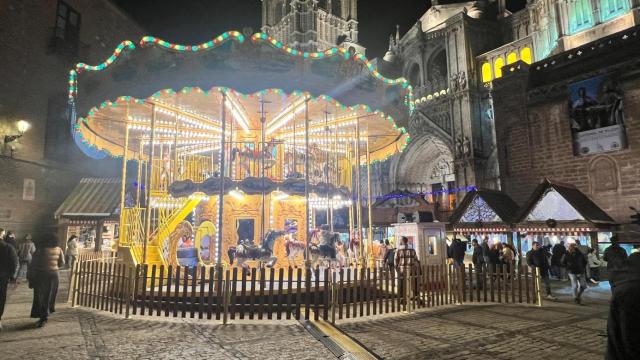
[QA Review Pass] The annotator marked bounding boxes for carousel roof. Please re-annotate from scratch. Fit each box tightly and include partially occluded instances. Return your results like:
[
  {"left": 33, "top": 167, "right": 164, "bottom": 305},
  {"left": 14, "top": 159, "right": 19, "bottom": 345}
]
[{"left": 69, "top": 31, "right": 414, "bottom": 161}]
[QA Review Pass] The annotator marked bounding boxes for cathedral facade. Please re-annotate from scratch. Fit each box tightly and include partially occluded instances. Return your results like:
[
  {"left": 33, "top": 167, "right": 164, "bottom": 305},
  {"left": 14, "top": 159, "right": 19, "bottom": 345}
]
[
  {"left": 260, "top": 0, "right": 640, "bottom": 224},
  {"left": 261, "top": 0, "right": 363, "bottom": 53},
  {"left": 377, "top": 0, "right": 640, "bottom": 216}
]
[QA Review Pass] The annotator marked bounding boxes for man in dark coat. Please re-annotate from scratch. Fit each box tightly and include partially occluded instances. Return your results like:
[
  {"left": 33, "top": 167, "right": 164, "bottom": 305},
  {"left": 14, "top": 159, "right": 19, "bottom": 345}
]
[
  {"left": 551, "top": 241, "right": 567, "bottom": 279},
  {"left": 448, "top": 237, "right": 466, "bottom": 267},
  {"left": 606, "top": 252, "right": 640, "bottom": 360},
  {"left": 603, "top": 236, "right": 628, "bottom": 293},
  {"left": 0, "top": 237, "right": 18, "bottom": 331},
  {"left": 563, "top": 243, "right": 588, "bottom": 305},
  {"left": 527, "top": 241, "right": 556, "bottom": 300},
  {"left": 471, "top": 239, "right": 485, "bottom": 289}
]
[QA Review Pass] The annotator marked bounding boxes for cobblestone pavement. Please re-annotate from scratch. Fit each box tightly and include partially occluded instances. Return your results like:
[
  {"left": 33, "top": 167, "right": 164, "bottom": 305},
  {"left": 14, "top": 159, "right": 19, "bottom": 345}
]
[
  {"left": 338, "top": 281, "right": 611, "bottom": 360},
  {"left": 0, "top": 271, "right": 335, "bottom": 360}
]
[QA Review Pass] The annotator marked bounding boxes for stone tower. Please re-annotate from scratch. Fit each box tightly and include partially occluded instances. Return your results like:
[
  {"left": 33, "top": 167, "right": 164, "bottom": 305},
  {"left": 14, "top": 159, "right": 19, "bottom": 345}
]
[{"left": 261, "top": 0, "right": 365, "bottom": 53}]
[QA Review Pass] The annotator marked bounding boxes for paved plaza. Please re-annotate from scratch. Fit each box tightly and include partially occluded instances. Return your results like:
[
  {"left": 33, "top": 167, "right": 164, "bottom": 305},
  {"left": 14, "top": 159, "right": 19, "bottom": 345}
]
[
  {"left": 1, "top": 272, "right": 611, "bottom": 360},
  {"left": 338, "top": 282, "right": 611, "bottom": 360}
]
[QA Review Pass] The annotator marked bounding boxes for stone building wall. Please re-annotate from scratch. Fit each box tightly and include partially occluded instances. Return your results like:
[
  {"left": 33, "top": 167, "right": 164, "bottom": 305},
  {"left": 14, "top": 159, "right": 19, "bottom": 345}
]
[
  {"left": 492, "top": 27, "right": 640, "bottom": 232},
  {"left": 0, "top": 0, "right": 143, "bottom": 238}
]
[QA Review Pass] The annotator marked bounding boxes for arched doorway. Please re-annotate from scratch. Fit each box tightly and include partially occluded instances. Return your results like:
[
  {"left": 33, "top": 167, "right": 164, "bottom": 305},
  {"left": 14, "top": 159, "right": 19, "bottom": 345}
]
[{"left": 389, "top": 134, "right": 455, "bottom": 219}]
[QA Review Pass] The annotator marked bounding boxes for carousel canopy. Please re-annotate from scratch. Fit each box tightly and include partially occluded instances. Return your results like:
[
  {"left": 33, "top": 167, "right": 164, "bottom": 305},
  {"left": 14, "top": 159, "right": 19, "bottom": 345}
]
[
  {"left": 516, "top": 179, "right": 616, "bottom": 226},
  {"left": 449, "top": 189, "right": 520, "bottom": 226},
  {"left": 69, "top": 31, "right": 413, "bottom": 162},
  {"left": 55, "top": 178, "right": 121, "bottom": 219}
]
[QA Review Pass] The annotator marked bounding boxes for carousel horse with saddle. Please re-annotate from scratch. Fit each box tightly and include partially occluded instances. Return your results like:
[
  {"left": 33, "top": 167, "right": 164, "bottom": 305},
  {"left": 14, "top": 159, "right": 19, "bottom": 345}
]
[{"left": 228, "top": 230, "right": 286, "bottom": 271}]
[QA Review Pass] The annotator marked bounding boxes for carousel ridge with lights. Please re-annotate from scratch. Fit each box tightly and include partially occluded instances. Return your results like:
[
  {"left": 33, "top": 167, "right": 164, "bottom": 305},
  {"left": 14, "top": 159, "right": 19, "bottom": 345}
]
[{"left": 68, "top": 29, "right": 414, "bottom": 270}]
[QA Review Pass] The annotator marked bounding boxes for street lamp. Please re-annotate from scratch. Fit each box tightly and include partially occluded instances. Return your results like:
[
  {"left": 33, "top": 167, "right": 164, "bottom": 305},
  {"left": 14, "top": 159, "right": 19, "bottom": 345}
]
[{"left": 4, "top": 120, "right": 31, "bottom": 144}]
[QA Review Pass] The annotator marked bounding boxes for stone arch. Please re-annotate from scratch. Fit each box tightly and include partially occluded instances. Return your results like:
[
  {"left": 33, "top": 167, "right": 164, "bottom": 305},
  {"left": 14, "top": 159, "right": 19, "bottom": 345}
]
[
  {"left": 389, "top": 134, "right": 454, "bottom": 190},
  {"left": 589, "top": 155, "right": 619, "bottom": 193}
]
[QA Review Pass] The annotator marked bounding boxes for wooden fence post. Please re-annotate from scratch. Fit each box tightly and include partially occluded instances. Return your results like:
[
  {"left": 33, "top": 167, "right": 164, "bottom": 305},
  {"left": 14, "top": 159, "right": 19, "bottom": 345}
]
[{"left": 535, "top": 267, "right": 543, "bottom": 307}]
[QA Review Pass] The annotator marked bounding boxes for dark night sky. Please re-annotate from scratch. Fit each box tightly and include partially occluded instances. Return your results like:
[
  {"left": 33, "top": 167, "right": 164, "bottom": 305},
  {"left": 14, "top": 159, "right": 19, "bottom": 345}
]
[{"left": 115, "top": 0, "right": 526, "bottom": 59}]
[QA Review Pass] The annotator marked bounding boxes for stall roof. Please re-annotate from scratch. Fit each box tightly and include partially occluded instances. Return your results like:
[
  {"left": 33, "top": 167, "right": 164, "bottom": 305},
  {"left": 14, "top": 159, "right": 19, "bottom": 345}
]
[
  {"left": 55, "top": 178, "right": 121, "bottom": 218},
  {"left": 516, "top": 179, "right": 616, "bottom": 225},
  {"left": 449, "top": 189, "right": 520, "bottom": 225}
]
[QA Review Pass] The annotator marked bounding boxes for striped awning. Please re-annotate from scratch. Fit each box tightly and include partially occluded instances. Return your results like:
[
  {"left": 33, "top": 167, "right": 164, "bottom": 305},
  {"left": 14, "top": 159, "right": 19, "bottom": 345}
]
[{"left": 55, "top": 178, "right": 121, "bottom": 218}]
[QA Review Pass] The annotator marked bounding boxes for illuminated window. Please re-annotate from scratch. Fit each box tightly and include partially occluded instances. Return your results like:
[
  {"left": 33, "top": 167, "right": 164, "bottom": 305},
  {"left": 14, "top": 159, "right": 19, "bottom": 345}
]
[
  {"left": 520, "top": 47, "right": 532, "bottom": 64},
  {"left": 569, "top": 0, "right": 593, "bottom": 34},
  {"left": 600, "top": 0, "right": 630, "bottom": 22},
  {"left": 481, "top": 63, "right": 492, "bottom": 82},
  {"left": 494, "top": 58, "right": 504, "bottom": 79},
  {"left": 506, "top": 52, "right": 518, "bottom": 65}
]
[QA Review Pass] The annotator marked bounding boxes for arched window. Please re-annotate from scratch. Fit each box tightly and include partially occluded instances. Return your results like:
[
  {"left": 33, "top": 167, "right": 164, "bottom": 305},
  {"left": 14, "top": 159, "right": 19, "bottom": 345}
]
[
  {"left": 520, "top": 47, "right": 532, "bottom": 64},
  {"left": 494, "top": 58, "right": 504, "bottom": 79},
  {"left": 506, "top": 52, "right": 518, "bottom": 65},
  {"left": 481, "top": 63, "right": 492, "bottom": 82}
]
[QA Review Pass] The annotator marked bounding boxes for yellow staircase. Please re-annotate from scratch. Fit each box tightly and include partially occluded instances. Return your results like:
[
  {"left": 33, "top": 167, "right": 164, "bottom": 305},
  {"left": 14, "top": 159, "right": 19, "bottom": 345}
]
[{"left": 119, "top": 195, "right": 204, "bottom": 267}]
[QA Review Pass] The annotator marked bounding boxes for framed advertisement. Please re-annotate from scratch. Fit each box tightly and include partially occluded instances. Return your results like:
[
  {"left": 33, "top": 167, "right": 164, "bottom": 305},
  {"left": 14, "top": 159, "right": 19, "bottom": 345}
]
[{"left": 568, "top": 74, "right": 626, "bottom": 156}]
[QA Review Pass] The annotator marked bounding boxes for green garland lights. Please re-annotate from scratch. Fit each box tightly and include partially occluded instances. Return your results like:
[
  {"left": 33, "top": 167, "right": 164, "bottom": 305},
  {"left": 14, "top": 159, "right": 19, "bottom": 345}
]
[{"left": 67, "top": 31, "right": 415, "bottom": 111}]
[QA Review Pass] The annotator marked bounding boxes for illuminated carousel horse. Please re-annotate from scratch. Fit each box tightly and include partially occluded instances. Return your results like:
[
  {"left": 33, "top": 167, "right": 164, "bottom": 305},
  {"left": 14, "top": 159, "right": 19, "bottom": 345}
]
[
  {"left": 308, "top": 226, "right": 341, "bottom": 270},
  {"left": 347, "top": 232, "right": 360, "bottom": 267},
  {"left": 228, "top": 230, "right": 286, "bottom": 271},
  {"left": 284, "top": 233, "right": 306, "bottom": 268},
  {"left": 231, "top": 138, "right": 282, "bottom": 175}
]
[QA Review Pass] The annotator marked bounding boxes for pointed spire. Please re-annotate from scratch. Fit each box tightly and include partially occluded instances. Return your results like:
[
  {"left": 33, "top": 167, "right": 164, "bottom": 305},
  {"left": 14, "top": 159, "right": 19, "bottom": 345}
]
[
  {"left": 395, "top": 24, "right": 400, "bottom": 42},
  {"left": 388, "top": 34, "right": 394, "bottom": 50}
]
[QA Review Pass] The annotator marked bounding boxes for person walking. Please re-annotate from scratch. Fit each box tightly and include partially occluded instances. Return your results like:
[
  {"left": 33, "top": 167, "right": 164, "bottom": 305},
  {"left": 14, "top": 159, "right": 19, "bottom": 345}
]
[
  {"left": 448, "top": 237, "right": 466, "bottom": 268},
  {"left": 526, "top": 241, "right": 556, "bottom": 300},
  {"left": 563, "top": 243, "right": 588, "bottom": 305},
  {"left": 29, "top": 234, "right": 65, "bottom": 328},
  {"left": 606, "top": 252, "right": 640, "bottom": 360},
  {"left": 471, "top": 239, "right": 485, "bottom": 289},
  {"left": 382, "top": 239, "right": 395, "bottom": 273},
  {"left": 501, "top": 242, "right": 515, "bottom": 274},
  {"left": 587, "top": 248, "right": 602, "bottom": 284},
  {"left": 17, "top": 234, "right": 36, "bottom": 280},
  {"left": 603, "top": 236, "right": 628, "bottom": 293},
  {"left": 551, "top": 241, "right": 567, "bottom": 279},
  {"left": 4, "top": 231, "right": 17, "bottom": 251},
  {"left": 0, "top": 237, "right": 18, "bottom": 331},
  {"left": 395, "top": 236, "right": 420, "bottom": 306},
  {"left": 65, "top": 235, "right": 79, "bottom": 271}
]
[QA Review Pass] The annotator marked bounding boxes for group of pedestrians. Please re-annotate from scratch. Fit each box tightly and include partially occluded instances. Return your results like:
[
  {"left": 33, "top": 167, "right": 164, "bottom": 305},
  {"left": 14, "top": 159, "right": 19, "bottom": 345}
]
[{"left": 0, "top": 229, "right": 67, "bottom": 330}]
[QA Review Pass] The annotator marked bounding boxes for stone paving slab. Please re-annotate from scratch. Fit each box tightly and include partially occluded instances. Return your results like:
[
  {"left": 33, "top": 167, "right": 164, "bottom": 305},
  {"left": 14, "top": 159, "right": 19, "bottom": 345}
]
[
  {"left": 0, "top": 272, "right": 335, "bottom": 360},
  {"left": 338, "top": 298, "right": 609, "bottom": 360}
]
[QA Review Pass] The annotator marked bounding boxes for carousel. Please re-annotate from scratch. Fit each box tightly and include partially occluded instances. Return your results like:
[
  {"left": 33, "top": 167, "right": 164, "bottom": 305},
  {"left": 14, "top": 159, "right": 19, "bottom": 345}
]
[{"left": 68, "top": 30, "right": 413, "bottom": 270}]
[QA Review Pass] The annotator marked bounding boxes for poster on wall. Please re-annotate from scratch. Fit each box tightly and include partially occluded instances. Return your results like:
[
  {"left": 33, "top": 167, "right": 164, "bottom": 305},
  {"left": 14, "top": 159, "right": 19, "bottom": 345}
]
[
  {"left": 23, "top": 178, "right": 35, "bottom": 201},
  {"left": 568, "top": 74, "right": 626, "bottom": 156}
]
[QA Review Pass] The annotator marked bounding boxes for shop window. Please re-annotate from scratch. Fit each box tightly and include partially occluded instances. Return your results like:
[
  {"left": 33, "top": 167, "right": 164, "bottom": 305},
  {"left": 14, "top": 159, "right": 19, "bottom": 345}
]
[
  {"left": 520, "top": 47, "right": 532, "bottom": 64},
  {"left": 494, "top": 58, "right": 504, "bottom": 79},
  {"left": 51, "top": 1, "right": 80, "bottom": 54},
  {"left": 506, "top": 52, "right": 518, "bottom": 65},
  {"left": 481, "top": 62, "right": 492, "bottom": 82},
  {"left": 600, "top": 0, "right": 630, "bottom": 22}
]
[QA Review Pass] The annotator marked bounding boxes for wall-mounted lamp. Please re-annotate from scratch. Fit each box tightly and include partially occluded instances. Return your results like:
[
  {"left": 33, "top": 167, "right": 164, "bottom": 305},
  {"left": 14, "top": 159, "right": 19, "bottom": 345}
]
[{"left": 4, "top": 120, "right": 31, "bottom": 144}]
